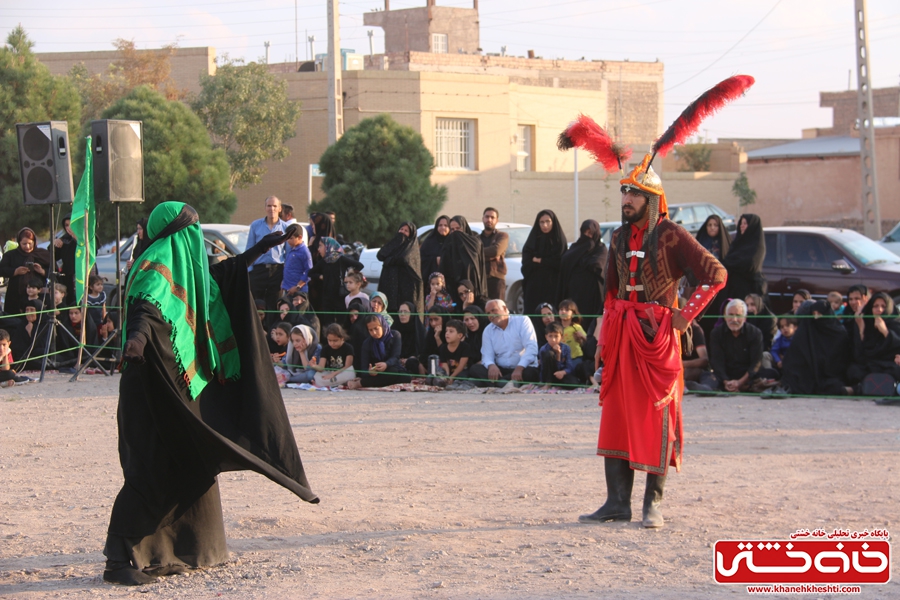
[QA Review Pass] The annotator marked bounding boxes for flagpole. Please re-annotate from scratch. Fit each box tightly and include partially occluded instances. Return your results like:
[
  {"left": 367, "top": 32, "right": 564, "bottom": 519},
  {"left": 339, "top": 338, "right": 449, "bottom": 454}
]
[{"left": 74, "top": 196, "right": 90, "bottom": 370}]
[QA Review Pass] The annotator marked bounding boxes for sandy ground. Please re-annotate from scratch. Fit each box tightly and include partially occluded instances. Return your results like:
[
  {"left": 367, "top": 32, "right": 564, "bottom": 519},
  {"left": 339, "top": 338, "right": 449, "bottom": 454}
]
[{"left": 0, "top": 373, "right": 898, "bottom": 599}]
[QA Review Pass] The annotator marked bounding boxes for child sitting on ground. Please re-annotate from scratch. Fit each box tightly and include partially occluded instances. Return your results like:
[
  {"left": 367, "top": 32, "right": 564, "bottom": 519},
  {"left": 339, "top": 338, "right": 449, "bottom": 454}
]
[
  {"left": 438, "top": 319, "right": 471, "bottom": 387},
  {"left": 0, "top": 329, "right": 29, "bottom": 387},
  {"left": 539, "top": 322, "right": 579, "bottom": 389},
  {"left": 769, "top": 316, "right": 798, "bottom": 371},
  {"left": 558, "top": 299, "right": 588, "bottom": 381},
  {"left": 311, "top": 323, "right": 356, "bottom": 388},
  {"left": 425, "top": 272, "right": 454, "bottom": 310}
]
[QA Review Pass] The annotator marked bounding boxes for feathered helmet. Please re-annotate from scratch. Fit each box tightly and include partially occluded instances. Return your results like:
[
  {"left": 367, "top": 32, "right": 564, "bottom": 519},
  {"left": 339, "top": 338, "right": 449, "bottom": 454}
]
[{"left": 558, "top": 75, "right": 756, "bottom": 217}]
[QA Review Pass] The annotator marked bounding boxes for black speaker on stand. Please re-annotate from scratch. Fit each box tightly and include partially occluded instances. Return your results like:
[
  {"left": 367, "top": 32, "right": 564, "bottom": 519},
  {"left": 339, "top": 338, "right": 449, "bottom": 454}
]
[
  {"left": 16, "top": 121, "right": 75, "bottom": 382},
  {"left": 91, "top": 120, "right": 144, "bottom": 363}
]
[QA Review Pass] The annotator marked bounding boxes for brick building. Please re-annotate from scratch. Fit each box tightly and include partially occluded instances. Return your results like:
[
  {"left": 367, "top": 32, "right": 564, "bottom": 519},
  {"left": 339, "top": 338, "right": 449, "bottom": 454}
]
[{"left": 746, "top": 86, "right": 900, "bottom": 233}]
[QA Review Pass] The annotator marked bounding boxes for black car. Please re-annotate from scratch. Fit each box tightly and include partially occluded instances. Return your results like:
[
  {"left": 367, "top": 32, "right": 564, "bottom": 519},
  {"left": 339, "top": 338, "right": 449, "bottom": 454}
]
[{"left": 762, "top": 226, "right": 900, "bottom": 314}]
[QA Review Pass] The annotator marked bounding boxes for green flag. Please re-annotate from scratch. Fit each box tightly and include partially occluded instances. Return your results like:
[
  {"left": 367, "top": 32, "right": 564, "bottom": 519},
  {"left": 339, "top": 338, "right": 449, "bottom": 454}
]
[{"left": 71, "top": 136, "right": 95, "bottom": 305}]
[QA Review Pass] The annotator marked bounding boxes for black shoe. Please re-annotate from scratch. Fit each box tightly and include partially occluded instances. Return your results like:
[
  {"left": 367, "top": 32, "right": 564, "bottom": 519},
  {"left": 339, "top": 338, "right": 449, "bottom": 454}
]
[
  {"left": 642, "top": 473, "right": 666, "bottom": 528},
  {"left": 144, "top": 564, "right": 188, "bottom": 577},
  {"left": 579, "top": 457, "right": 634, "bottom": 523}
]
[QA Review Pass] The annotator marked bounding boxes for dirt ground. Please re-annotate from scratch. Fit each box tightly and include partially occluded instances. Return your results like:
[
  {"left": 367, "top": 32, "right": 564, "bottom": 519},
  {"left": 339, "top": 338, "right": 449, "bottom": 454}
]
[{"left": 0, "top": 374, "right": 898, "bottom": 599}]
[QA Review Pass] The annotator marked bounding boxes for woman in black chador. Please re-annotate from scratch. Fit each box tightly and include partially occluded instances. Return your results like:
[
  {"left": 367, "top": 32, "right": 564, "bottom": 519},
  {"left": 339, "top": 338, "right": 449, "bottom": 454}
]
[
  {"left": 558, "top": 219, "right": 607, "bottom": 332},
  {"left": 439, "top": 216, "right": 488, "bottom": 307},
  {"left": 376, "top": 221, "right": 424, "bottom": 319},
  {"left": 846, "top": 292, "right": 900, "bottom": 388},
  {"left": 522, "top": 209, "right": 567, "bottom": 321},
  {"left": 103, "top": 202, "right": 318, "bottom": 586},
  {"left": 419, "top": 215, "right": 450, "bottom": 283},
  {"left": 781, "top": 300, "right": 852, "bottom": 396},
  {"left": 720, "top": 213, "right": 766, "bottom": 302}
]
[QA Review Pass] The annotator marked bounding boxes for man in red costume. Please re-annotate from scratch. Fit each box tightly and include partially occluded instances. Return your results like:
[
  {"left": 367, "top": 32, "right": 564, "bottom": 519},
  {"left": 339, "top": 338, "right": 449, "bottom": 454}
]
[{"left": 579, "top": 155, "right": 726, "bottom": 528}]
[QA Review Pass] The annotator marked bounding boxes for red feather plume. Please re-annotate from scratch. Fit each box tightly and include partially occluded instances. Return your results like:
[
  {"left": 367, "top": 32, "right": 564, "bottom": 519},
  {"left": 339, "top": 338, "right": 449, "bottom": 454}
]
[
  {"left": 557, "top": 114, "right": 631, "bottom": 172},
  {"left": 652, "top": 75, "right": 755, "bottom": 158}
]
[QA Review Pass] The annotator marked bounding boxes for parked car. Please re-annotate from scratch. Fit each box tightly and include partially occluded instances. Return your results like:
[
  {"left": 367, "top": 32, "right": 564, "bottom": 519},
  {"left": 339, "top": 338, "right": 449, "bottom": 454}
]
[
  {"left": 762, "top": 226, "right": 900, "bottom": 314},
  {"left": 667, "top": 202, "right": 735, "bottom": 234},
  {"left": 879, "top": 220, "right": 900, "bottom": 256},
  {"left": 358, "top": 222, "right": 534, "bottom": 312},
  {"left": 95, "top": 224, "right": 250, "bottom": 306}
]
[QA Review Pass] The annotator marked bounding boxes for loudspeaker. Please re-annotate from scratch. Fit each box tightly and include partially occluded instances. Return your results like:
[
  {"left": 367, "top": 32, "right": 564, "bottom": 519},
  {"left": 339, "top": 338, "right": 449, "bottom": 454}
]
[
  {"left": 16, "top": 121, "right": 75, "bottom": 205},
  {"left": 92, "top": 119, "right": 144, "bottom": 203}
]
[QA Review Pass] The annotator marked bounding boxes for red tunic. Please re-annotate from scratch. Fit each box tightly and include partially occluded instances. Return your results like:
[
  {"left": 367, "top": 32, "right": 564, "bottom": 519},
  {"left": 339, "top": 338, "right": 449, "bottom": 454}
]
[{"left": 598, "top": 218, "right": 726, "bottom": 475}]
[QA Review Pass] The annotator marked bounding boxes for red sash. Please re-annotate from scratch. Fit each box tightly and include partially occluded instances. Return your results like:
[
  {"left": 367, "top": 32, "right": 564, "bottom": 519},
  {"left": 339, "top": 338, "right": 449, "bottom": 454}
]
[{"left": 597, "top": 298, "right": 684, "bottom": 474}]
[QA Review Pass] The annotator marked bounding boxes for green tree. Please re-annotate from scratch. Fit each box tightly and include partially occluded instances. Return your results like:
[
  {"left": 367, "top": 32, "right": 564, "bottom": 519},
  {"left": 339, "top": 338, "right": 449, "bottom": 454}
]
[
  {"left": 191, "top": 57, "right": 301, "bottom": 190},
  {"left": 311, "top": 114, "right": 447, "bottom": 248},
  {"left": 0, "top": 26, "right": 82, "bottom": 241},
  {"left": 69, "top": 38, "right": 184, "bottom": 131},
  {"left": 91, "top": 86, "right": 236, "bottom": 242},
  {"left": 732, "top": 171, "right": 757, "bottom": 207},
  {"left": 674, "top": 141, "right": 712, "bottom": 172}
]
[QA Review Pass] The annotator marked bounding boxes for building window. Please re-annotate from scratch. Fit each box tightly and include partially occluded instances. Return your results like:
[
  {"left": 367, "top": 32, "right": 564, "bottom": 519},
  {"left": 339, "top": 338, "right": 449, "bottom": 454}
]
[
  {"left": 432, "top": 33, "right": 448, "bottom": 54},
  {"left": 435, "top": 118, "right": 475, "bottom": 170},
  {"left": 516, "top": 125, "right": 533, "bottom": 172}
]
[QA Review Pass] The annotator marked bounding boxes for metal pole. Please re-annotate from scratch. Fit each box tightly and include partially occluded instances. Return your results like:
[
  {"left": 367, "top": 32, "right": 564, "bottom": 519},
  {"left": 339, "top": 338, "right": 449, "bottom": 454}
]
[
  {"left": 308, "top": 164, "right": 313, "bottom": 205},
  {"left": 854, "top": 0, "right": 881, "bottom": 239},
  {"left": 574, "top": 148, "right": 579, "bottom": 235},
  {"left": 39, "top": 205, "right": 57, "bottom": 382},
  {"left": 327, "top": 0, "right": 344, "bottom": 144},
  {"left": 74, "top": 197, "right": 90, "bottom": 371}
]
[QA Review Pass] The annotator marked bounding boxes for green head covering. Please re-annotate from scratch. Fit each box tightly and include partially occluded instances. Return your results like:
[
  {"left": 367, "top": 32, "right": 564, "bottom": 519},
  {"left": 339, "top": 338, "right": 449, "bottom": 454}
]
[{"left": 124, "top": 201, "right": 240, "bottom": 399}]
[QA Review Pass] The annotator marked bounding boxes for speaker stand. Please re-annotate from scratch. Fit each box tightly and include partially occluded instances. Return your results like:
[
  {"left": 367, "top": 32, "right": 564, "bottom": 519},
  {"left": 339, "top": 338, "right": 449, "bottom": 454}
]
[{"left": 38, "top": 204, "right": 58, "bottom": 383}]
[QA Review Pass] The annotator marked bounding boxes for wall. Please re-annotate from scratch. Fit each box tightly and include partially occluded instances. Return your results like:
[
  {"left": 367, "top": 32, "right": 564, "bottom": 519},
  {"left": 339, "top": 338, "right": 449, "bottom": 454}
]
[
  {"left": 35, "top": 46, "right": 217, "bottom": 96},
  {"left": 659, "top": 142, "right": 745, "bottom": 173},
  {"left": 818, "top": 87, "right": 900, "bottom": 137},
  {"left": 746, "top": 127, "right": 900, "bottom": 232},
  {"left": 363, "top": 6, "right": 480, "bottom": 55}
]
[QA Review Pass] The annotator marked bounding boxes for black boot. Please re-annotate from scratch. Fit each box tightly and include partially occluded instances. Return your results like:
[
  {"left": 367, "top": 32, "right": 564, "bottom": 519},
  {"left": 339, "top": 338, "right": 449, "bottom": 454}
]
[
  {"left": 578, "top": 457, "right": 634, "bottom": 523},
  {"left": 642, "top": 473, "right": 666, "bottom": 528},
  {"left": 102, "top": 561, "right": 158, "bottom": 586}
]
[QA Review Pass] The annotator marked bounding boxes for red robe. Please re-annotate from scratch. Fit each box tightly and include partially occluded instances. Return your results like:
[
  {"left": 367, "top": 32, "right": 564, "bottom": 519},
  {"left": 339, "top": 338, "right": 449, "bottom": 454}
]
[{"left": 598, "top": 218, "right": 725, "bottom": 474}]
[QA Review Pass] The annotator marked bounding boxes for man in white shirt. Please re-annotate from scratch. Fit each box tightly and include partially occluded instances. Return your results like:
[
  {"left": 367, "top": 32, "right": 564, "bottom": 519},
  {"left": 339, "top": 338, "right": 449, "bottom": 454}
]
[{"left": 469, "top": 299, "right": 539, "bottom": 387}]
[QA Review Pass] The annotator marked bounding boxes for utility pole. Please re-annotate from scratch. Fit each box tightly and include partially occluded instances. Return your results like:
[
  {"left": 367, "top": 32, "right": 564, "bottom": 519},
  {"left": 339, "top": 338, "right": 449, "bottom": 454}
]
[
  {"left": 327, "top": 0, "right": 344, "bottom": 144},
  {"left": 264, "top": 41, "right": 270, "bottom": 65},
  {"left": 295, "top": 0, "right": 299, "bottom": 70},
  {"left": 854, "top": 0, "right": 881, "bottom": 239}
]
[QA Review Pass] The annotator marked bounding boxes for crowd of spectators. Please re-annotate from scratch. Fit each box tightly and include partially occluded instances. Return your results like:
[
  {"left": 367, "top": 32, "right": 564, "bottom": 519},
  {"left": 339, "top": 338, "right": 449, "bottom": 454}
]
[{"left": 2, "top": 203, "right": 898, "bottom": 396}]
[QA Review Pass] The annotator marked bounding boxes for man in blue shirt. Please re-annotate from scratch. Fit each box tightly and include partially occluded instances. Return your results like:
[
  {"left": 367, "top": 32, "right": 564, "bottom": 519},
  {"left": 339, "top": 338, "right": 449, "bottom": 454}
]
[
  {"left": 469, "top": 299, "right": 540, "bottom": 387},
  {"left": 246, "top": 196, "right": 287, "bottom": 326}
]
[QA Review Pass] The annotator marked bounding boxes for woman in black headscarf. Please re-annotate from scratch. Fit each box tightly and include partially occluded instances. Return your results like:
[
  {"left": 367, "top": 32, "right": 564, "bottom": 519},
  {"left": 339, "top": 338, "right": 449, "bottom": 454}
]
[
  {"left": 439, "top": 216, "right": 488, "bottom": 306},
  {"left": 522, "top": 209, "right": 567, "bottom": 321},
  {"left": 721, "top": 213, "right": 766, "bottom": 301},
  {"left": 558, "top": 219, "right": 607, "bottom": 332},
  {"left": 377, "top": 222, "right": 424, "bottom": 318},
  {"left": 53, "top": 215, "right": 78, "bottom": 305},
  {"left": 306, "top": 213, "right": 338, "bottom": 311},
  {"left": 846, "top": 292, "right": 900, "bottom": 388},
  {"left": 695, "top": 214, "right": 731, "bottom": 261},
  {"left": 391, "top": 300, "right": 426, "bottom": 367},
  {"left": 461, "top": 304, "right": 489, "bottom": 366},
  {"left": 288, "top": 291, "right": 321, "bottom": 339},
  {"left": 780, "top": 300, "right": 852, "bottom": 396},
  {"left": 0, "top": 228, "right": 51, "bottom": 318},
  {"left": 419, "top": 215, "right": 450, "bottom": 282}
]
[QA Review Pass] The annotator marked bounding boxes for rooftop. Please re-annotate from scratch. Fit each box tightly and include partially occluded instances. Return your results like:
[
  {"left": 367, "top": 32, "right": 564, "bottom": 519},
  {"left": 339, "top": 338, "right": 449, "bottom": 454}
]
[{"left": 746, "top": 136, "right": 860, "bottom": 160}]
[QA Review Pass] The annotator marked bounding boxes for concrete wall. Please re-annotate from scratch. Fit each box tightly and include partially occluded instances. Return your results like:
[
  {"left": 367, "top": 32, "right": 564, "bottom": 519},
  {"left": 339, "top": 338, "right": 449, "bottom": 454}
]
[
  {"left": 746, "top": 127, "right": 900, "bottom": 231},
  {"left": 364, "top": 6, "right": 480, "bottom": 55},
  {"left": 659, "top": 142, "right": 746, "bottom": 173},
  {"left": 35, "top": 47, "right": 217, "bottom": 96},
  {"left": 817, "top": 87, "right": 900, "bottom": 137}
]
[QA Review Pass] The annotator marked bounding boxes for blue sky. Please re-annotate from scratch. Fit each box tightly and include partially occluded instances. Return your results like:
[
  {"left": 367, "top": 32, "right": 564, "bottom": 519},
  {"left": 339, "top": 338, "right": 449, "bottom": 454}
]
[{"left": 3, "top": 0, "right": 898, "bottom": 140}]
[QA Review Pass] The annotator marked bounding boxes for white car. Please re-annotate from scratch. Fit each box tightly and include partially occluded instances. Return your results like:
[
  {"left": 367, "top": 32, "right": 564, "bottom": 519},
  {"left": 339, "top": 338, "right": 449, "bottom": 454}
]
[
  {"left": 358, "top": 222, "right": 533, "bottom": 313},
  {"left": 879, "top": 221, "right": 900, "bottom": 256}
]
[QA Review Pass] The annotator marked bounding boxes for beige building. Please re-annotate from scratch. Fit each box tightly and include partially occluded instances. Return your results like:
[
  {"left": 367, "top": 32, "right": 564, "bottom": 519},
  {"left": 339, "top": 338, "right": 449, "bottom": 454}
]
[{"left": 35, "top": 2, "right": 744, "bottom": 238}]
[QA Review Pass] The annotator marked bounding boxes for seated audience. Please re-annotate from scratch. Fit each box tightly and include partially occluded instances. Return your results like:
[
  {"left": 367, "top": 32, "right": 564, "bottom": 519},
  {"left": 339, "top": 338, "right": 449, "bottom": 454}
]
[
  {"left": 847, "top": 292, "right": 900, "bottom": 389},
  {"left": 827, "top": 291, "right": 847, "bottom": 319},
  {"left": 744, "top": 293, "right": 776, "bottom": 351},
  {"left": 391, "top": 301, "right": 426, "bottom": 369},
  {"left": 312, "top": 323, "right": 356, "bottom": 388},
  {"left": 469, "top": 299, "right": 539, "bottom": 387},
  {"left": 769, "top": 316, "right": 798, "bottom": 372},
  {"left": 539, "top": 321, "right": 579, "bottom": 388},
  {"left": 437, "top": 319, "right": 471, "bottom": 387},
  {"left": 278, "top": 324, "right": 321, "bottom": 385},
  {"left": 349, "top": 315, "right": 411, "bottom": 388},
  {"left": 708, "top": 299, "right": 779, "bottom": 393},
  {"left": 780, "top": 300, "right": 852, "bottom": 396}
]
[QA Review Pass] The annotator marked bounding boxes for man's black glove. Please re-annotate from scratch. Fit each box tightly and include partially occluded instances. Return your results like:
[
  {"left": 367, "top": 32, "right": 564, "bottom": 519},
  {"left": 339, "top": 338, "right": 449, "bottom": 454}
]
[
  {"left": 242, "top": 230, "right": 290, "bottom": 265},
  {"left": 123, "top": 334, "right": 147, "bottom": 365}
]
